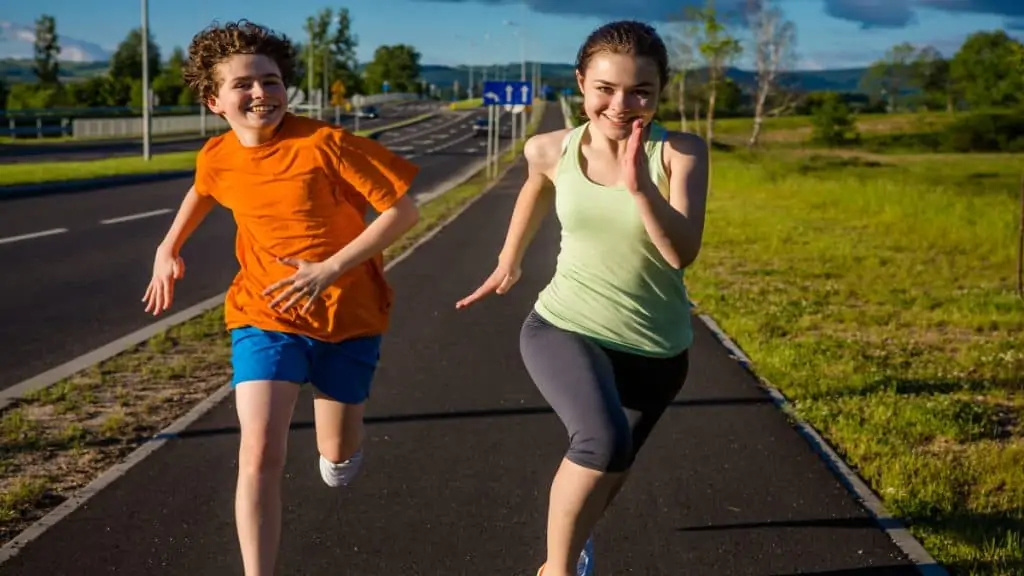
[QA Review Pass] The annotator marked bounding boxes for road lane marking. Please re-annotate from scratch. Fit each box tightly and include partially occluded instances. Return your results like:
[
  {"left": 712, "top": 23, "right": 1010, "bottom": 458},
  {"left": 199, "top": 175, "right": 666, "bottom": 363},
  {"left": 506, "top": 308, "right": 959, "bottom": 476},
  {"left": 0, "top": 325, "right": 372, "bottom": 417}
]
[
  {"left": 100, "top": 208, "right": 172, "bottom": 225},
  {"left": 0, "top": 228, "right": 68, "bottom": 245}
]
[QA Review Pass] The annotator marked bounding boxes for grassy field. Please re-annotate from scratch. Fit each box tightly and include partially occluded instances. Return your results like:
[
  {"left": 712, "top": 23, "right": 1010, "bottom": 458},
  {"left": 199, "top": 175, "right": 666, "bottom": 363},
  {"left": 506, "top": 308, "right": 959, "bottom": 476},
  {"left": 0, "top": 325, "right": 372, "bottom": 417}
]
[
  {"left": 449, "top": 97, "right": 483, "bottom": 110},
  {"left": 0, "top": 101, "right": 545, "bottom": 548},
  {"left": 0, "top": 112, "right": 437, "bottom": 187},
  {"left": 667, "top": 111, "right": 1023, "bottom": 574}
]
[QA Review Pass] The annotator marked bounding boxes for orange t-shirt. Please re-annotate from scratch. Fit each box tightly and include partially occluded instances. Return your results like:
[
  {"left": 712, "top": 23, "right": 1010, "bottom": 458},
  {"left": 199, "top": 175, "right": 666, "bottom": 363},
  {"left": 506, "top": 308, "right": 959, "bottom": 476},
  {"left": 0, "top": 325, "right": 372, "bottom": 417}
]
[{"left": 193, "top": 113, "right": 419, "bottom": 342}]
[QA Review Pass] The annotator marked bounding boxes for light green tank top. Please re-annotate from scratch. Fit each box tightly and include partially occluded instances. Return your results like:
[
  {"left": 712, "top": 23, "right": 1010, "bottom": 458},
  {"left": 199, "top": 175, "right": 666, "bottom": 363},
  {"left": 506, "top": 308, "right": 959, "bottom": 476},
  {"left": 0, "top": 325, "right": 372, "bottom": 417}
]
[{"left": 534, "top": 121, "right": 694, "bottom": 358}]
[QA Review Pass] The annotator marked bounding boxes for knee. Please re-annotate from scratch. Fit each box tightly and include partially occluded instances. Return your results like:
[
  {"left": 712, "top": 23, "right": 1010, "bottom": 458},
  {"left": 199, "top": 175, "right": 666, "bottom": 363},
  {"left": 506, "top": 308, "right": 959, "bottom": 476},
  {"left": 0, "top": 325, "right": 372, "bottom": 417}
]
[
  {"left": 238, "top": 434, "right": 287, "bottom": 476},
  {"left": 566, "top": 418, "right": 634, "bottom": 473}
]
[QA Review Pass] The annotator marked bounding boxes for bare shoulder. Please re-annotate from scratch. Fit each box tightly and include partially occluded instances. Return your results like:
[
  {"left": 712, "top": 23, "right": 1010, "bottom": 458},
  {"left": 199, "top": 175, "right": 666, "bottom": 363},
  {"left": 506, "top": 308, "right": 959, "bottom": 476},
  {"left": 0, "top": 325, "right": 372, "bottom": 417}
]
[
  {"left": 524, "top": 127, "right": 573, "bottom": 175},
  {"left": 663, "top": 129, "right": 709, "bottom": 163}
]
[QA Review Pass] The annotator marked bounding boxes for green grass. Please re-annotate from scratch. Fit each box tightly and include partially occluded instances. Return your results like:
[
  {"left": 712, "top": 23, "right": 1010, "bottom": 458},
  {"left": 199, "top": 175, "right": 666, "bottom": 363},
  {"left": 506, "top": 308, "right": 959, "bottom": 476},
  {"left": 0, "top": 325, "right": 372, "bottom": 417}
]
[
  {"left": 0, "top": 113, "right": 436, "bottom": 187},
  {"left": 687, "top": 146, "right": 1024, "bottom": 575},
  {"left": 0, "top": 151, "right": 201, "bottom": 187},
  {"left": 664, "top": 111, "right": 958, "bottom": 149},
  {"left": 449, "top": 97, "right": 483, "bottom": 110}
]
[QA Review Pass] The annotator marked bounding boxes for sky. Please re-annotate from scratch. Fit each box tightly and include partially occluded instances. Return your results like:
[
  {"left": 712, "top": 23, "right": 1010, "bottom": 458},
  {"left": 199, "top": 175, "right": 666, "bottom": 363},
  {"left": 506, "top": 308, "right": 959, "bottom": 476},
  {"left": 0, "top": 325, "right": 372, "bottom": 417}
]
[{"left": 1, "top": 0, "right": 1022, "bottom": 71}]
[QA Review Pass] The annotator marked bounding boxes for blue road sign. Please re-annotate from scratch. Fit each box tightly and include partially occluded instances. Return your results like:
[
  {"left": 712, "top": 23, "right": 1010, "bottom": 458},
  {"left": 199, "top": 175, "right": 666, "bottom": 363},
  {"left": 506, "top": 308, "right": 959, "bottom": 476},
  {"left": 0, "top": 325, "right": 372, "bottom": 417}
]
[{"left": 481, "top": 80, "right": 533, "bottom": 106}]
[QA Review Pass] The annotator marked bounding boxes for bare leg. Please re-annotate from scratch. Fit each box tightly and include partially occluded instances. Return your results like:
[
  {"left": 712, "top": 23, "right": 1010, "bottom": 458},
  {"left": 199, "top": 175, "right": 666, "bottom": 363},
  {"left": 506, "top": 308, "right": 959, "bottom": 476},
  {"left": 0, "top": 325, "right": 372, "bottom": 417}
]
[
  {"left": 313, "top": 392, "right": 365, "bottom": 485},
  {"left": 234, "top": 380, "right": 300, "bottom": 576},
  {"left": 543, "top": 459, "right": 624, "bottom": 576}
]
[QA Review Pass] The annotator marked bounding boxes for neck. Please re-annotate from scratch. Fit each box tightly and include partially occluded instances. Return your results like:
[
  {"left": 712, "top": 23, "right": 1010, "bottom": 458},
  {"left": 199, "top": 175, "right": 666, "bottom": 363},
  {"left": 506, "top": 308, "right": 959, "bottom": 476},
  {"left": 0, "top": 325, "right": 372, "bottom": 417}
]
[{"left": 233, "top": 117, "right": 284, "bottom": 147}]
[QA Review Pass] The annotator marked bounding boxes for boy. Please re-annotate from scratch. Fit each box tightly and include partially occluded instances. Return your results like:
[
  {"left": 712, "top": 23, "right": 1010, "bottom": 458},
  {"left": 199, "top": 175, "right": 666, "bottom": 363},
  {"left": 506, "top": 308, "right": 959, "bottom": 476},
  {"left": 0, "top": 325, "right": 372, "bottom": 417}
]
[{"left": 141, "top": 20, "right": 420, "bottom": 576}]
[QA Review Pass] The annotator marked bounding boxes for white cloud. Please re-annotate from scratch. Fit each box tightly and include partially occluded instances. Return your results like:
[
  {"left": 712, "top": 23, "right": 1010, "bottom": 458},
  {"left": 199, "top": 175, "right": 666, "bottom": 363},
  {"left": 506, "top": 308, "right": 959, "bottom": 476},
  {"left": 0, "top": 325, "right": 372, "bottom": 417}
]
[{"left": 0, "top": 21, "right": 112, "bottom": 62}]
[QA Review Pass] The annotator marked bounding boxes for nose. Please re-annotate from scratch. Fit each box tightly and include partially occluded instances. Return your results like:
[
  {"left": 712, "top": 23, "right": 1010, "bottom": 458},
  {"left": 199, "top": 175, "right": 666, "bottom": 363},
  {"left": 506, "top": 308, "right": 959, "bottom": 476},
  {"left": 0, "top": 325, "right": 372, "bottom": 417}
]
[
  {"left": 609, "top": 90, "right": 627, "bottom": 112},
  {"left": 250, "top": 81, "right": 267, "bottom": 98}
]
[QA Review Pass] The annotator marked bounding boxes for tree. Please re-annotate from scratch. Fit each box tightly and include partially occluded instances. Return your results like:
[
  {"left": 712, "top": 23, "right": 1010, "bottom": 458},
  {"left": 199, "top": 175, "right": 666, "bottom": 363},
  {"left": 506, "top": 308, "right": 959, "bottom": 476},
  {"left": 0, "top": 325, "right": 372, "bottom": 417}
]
[
  {"left": 949, "top": 30, "right": 1024, "bottom": 109},
  {"left": 667, "top": 10, "right": 702, "bottom": 132},
  {"left": 329, "top": 8, "right": 361, "bottom": 95},
  {"left": 912, "top": 46, "right": 952, "bottom": 112},
  {"left": 109, "top": 28, "right": 161, "bottom": 82},
  {"left": 860, "top": 42, "right": 916, "bottom": 112},
  {"left": 694, "top": 2, "right": 743, "bottom": 143},
  {"left": 152, "top": 47, "right": 193, "bottom": 106},
  {"left": 33, "top": 15, "right": 61, "bottom": 86},
  {"left": 300, "top": 7, "right": 361, "bottom": 102},
  {"left": 745, "top": 0, "right": 796, "bottom": 147},
  {"left": 363, "top": 44, "right": 422, "bottom": 94}
]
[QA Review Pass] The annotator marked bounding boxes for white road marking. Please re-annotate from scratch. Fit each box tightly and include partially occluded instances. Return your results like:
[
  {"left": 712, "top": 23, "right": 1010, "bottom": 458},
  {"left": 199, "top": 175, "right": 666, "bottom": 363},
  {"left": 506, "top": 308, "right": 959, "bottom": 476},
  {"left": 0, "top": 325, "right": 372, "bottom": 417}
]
[
  {"left": 407, "top": 130, "right": 481, "bottom": 160},
  {"left": 0, "top": 228, "right": 68, "bottom": 245},
  {"left": 100, "top": 208, "right": 172, "bottom": 225}
]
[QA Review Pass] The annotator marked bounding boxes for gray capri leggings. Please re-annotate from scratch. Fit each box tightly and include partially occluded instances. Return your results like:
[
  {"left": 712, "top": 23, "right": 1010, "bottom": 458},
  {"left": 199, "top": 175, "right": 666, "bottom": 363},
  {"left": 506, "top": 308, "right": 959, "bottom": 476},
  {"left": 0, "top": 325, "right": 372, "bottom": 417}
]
[{"left": 520, "top": 309, "right": 690, "bottom": 473}]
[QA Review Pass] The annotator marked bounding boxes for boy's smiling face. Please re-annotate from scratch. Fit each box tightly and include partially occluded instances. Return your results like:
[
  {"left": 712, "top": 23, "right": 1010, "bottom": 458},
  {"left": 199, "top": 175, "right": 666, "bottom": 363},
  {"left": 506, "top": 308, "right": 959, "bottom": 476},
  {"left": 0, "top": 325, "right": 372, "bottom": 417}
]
[{"left": 207, "top": 53, "right": 288, "bottom": 144}]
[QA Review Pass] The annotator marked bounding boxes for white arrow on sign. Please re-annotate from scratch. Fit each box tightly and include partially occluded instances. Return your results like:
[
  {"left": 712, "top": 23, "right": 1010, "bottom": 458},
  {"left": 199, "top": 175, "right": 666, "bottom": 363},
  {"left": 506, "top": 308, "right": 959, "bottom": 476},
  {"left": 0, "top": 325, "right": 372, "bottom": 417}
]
[
  {"left": 520, "top": 85, "right": 530, "bottom": 103},
  {"left": 483, "top": 91, "right": 499, "bottom": 103},
  {"left": 505, "top": 84, "right": 513, "bottom": 103}
]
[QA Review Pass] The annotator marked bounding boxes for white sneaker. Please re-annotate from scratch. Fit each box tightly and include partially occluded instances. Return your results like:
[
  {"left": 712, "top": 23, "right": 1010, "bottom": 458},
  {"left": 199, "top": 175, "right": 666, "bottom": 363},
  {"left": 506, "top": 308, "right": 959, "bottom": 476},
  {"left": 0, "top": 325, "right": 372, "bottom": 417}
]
[{"left": 318, "top": 448, "right": 363, "bottom": 487}]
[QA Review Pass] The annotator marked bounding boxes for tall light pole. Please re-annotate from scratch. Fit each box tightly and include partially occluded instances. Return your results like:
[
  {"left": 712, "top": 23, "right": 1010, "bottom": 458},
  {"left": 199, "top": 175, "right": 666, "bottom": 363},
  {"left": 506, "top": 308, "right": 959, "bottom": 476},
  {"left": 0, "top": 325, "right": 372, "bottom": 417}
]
[{"left": 141, "top": 0, "right": 151, "bottom": 160}]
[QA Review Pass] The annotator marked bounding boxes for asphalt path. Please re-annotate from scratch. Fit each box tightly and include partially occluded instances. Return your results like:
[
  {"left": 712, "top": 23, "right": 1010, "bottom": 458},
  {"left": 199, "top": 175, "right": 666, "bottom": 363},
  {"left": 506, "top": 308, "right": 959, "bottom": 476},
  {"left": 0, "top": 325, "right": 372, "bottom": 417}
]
[
  {"left": 0, "top": 103, "right": 920, "bottom": 575},
  {"left": 0, "top": 101, "right": 441, "bottom": 164},
  {"left": 0, "top": 104, "right": 513, "bottom": 392}
]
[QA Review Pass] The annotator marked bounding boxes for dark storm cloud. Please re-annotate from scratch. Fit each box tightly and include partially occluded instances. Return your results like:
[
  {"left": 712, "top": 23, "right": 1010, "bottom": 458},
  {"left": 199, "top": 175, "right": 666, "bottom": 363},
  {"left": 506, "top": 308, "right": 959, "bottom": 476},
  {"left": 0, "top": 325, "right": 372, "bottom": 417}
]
[
  {"left": 822, "top": 0, "right": 916, "bottom": 28},
  {"left": 825, "top": 0, "right": 1024, "bottom": 28},
  {"left": 421, "top": 0, "right": 1024, "bottom": 30},
  {"left": 417, "top": 0, "right": 744, "bottom": 23}
]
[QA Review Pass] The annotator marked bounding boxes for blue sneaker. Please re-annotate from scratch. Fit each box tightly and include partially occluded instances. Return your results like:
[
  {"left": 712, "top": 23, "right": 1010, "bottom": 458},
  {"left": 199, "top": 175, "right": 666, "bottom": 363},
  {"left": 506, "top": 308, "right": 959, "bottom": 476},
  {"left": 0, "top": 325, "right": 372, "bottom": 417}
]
[{"left": 577, "top": 536, "right": 594, "bottom": 576}]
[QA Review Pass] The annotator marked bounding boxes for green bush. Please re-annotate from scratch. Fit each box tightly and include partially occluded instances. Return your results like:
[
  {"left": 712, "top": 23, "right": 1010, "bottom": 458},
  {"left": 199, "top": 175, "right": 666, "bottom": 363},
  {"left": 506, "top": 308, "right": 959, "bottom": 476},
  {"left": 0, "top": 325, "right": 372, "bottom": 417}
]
[
  {"left": 810, "top": 92, "right": 860, "bottom": 147},
  {"left": 942, "top": 110, "right": 1024, "bottom": 152}
]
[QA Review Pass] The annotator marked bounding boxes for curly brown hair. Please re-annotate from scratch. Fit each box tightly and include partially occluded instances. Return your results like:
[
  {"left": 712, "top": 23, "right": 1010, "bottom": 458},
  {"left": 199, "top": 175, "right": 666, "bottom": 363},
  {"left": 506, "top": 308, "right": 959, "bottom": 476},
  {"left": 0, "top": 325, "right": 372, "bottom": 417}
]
[{"left": 183, "top": 19, "right": 297, "bottom": 101}]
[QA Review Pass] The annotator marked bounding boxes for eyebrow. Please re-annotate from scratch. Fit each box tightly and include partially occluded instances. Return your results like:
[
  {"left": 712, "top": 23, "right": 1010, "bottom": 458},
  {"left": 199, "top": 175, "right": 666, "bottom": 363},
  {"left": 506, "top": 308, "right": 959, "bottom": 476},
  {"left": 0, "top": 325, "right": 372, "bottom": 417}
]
[
  {"left": 593, "top": 79, "right": 655, "bottom": 88},
  {"left": 229, "top": 73, "right": 282, "bottom": 82}
]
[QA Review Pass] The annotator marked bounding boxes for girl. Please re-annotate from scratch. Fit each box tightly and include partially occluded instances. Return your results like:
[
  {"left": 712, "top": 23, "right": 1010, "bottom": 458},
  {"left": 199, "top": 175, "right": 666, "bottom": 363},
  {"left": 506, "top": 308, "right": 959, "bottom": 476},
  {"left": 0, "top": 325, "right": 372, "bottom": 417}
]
[{"left": 456, "top": 19, "right": 710, "bottom": 576}]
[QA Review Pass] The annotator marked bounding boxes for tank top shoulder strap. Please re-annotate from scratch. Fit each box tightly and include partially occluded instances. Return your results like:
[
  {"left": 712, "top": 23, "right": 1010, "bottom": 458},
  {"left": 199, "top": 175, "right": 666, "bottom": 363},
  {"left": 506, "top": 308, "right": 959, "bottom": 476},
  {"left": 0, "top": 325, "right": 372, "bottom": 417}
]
[
  {"left": 554, "top": 122, "right": 586, "bottom": 181},
  {"left": 644, "top": 122, "right": 670, "bottom": 197}
]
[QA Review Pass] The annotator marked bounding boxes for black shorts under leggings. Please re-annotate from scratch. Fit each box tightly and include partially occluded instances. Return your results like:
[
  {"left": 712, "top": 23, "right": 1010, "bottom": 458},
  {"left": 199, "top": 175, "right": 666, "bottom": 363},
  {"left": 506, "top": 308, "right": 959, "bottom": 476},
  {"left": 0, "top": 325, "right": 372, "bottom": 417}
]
[{"left": 519, "top": 309, "right": 690, "bottom": 473}]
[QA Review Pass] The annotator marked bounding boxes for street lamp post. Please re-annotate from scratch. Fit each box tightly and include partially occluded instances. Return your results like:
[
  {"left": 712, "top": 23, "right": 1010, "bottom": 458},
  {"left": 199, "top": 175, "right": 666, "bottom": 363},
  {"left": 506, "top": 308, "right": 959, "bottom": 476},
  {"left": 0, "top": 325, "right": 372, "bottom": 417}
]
[{"left": 141, "top": 0, "right": 151, "bottom": 160}]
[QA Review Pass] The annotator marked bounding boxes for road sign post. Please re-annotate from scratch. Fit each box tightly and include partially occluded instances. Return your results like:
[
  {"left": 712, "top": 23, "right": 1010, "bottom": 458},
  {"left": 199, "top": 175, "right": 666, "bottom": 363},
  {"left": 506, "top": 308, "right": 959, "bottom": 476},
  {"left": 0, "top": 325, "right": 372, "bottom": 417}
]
[{"left": 481, "top": 80, "right": 532, "bottom": 180}]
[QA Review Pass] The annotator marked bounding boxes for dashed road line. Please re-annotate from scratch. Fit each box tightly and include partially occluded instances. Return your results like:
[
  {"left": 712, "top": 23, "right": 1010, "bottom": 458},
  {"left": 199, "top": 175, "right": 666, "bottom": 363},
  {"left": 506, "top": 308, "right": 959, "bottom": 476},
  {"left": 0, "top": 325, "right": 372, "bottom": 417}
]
[
  {"left": 99, "top": 209, "right": 172, "bottom": 225},
  {"left": 0, "top": 228, "right": 69, "bottom": 245}
]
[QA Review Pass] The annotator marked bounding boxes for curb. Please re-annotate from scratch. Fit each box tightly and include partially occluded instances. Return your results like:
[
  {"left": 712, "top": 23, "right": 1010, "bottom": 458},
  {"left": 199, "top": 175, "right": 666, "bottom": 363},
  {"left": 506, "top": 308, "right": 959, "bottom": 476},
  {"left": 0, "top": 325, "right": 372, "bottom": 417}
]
[
  {"left": 0, "top": 115, "right": 437, "bottom": 200},
  {"left": 689, "top": 303, "right": 949, "bottom": 576}
]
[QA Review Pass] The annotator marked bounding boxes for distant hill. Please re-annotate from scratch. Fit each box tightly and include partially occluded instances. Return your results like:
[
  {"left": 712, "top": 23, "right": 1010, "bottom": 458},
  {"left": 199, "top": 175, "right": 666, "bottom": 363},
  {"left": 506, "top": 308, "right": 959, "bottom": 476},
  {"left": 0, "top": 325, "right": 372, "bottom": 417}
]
[
  {"left": 1, "top": 58, "right": 109, "bottom": 82},
  {"left": 2, "top": 58, "right": 870, "bottom": 95},
  {"left": 418, "top": 62, "right": 870, "bottom": 94}
]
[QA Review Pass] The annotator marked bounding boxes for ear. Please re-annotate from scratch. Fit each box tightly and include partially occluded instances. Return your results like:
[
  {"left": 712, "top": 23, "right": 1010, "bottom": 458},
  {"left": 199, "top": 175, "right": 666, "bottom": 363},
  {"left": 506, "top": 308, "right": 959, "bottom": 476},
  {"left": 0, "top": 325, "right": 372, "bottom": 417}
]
[
  {"left": 205, "top": 95, "right": 223, "bottom": 115},
  {"left": 575, "top": 70, "right": 585, "bottom": 95}
]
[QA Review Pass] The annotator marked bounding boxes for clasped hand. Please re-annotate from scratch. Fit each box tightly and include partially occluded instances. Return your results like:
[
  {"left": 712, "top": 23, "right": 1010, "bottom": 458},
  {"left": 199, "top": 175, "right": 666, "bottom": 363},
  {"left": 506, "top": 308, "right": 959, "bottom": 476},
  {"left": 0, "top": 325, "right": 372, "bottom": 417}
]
[{"left": 620, "top": 118, "right": 653, "bottom": 195}]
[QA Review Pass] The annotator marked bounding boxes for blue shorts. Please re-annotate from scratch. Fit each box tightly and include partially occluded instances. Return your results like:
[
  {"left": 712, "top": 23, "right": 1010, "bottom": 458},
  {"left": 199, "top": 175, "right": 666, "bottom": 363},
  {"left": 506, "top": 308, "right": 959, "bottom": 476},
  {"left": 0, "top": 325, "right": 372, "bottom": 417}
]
[{"left": 230, "top": 326, "right": 382, "bottom": 404}]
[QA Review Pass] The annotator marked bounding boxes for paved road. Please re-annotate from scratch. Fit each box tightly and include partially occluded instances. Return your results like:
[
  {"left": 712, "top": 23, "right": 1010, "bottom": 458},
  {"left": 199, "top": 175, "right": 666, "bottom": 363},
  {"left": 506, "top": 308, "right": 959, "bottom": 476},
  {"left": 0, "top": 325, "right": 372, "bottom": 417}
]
[
  {"left": 0, "top": 104, "right": 920, "bottom": 575},
  {"left": 0, "top": 104, "right": 515, "bottom": 392},
  {"left": 0, "top": 101, "right": 441, "bottom": 164}
]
